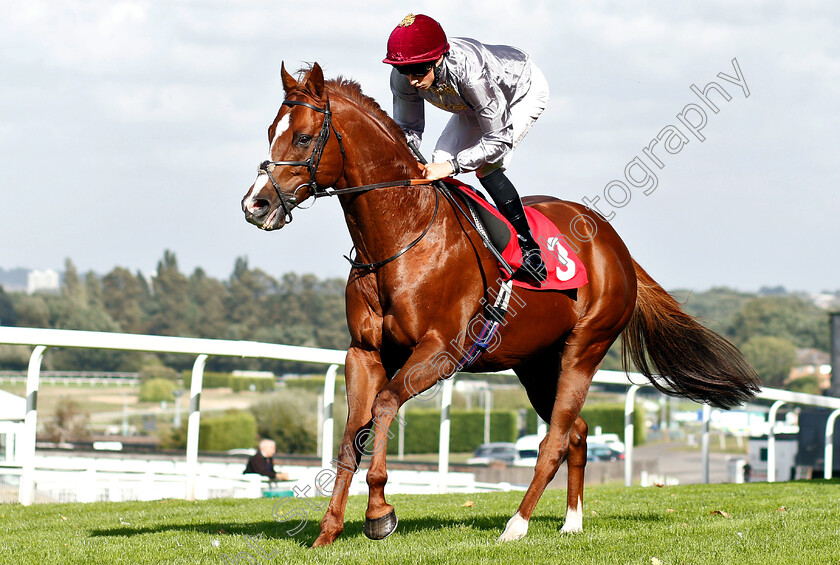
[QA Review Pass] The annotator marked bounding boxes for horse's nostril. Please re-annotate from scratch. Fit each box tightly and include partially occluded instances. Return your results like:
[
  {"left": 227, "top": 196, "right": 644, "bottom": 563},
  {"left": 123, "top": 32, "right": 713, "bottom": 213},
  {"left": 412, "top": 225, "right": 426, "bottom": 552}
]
[{"left": 250, "top": 199, "right": 269, "bottom": 214}]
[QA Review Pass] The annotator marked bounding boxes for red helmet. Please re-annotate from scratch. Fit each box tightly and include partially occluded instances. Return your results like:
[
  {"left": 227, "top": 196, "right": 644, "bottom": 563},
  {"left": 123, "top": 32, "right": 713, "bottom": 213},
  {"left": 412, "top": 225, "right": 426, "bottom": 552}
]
[{"left": 383, "top": 14, "right": 449, "bottom": 65}]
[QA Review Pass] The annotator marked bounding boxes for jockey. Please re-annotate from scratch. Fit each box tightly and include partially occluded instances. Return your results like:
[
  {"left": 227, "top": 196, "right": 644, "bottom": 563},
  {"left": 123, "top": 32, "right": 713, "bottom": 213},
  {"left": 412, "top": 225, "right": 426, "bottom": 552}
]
[{"left": 384, "top": 13, "right": 549, "bottom": 283}]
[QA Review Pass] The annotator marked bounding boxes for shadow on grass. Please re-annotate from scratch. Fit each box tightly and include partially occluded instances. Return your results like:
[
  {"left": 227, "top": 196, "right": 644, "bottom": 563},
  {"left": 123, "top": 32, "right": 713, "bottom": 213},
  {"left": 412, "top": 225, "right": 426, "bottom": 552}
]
[
  {"left": 89, "top": 513, "right": 515, "bottom": 547},
  {"left": 88, "top": 507, "right": 671, "bottom": 547}
]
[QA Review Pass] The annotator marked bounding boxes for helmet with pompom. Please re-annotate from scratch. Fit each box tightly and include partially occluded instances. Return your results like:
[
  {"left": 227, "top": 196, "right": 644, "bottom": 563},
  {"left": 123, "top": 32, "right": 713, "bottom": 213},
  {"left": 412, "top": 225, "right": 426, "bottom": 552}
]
[{"left": 383, "top": 14, "right": 449, "bottom": 65}]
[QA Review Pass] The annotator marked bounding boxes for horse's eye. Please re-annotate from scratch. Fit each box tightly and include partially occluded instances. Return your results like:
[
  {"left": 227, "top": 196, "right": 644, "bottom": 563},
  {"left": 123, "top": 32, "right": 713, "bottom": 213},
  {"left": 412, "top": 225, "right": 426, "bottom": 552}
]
[{"left": 296, "top": 134, "right": 313, "bottom": 147}]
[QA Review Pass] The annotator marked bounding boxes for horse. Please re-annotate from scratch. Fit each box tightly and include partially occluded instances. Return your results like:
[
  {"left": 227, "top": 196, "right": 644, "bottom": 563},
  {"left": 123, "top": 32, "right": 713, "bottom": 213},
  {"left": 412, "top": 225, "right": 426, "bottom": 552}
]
[{"left": 241, "top": 62, "right": 760, "bottom": 547}]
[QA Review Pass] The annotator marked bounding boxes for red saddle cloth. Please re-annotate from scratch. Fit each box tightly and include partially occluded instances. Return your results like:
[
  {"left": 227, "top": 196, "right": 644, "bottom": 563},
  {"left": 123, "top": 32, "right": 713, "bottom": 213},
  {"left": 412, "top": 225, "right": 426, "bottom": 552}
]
[{"left": 446, "top": 179, "right": 588, "bottom": 291}]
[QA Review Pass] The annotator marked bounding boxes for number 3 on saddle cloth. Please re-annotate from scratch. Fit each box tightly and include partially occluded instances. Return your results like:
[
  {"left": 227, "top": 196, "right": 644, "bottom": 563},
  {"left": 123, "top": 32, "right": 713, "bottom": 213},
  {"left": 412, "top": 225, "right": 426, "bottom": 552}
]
[{"left": 444, "top": 179, "right": 589, "bottom": 292}]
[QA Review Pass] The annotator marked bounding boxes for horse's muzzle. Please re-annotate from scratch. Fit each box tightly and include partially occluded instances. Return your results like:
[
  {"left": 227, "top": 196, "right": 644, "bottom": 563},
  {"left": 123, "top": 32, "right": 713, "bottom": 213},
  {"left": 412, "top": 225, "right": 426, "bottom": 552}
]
[{"left": 242, "top": 195, "right": 288, "bottom": 231}]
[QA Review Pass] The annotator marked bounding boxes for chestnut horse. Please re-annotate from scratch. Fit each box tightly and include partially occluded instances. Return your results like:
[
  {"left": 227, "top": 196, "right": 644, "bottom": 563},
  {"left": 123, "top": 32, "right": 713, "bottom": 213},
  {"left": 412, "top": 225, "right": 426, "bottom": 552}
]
[{"left": 241, "top": 63, "right": 759, "bottom": 547}]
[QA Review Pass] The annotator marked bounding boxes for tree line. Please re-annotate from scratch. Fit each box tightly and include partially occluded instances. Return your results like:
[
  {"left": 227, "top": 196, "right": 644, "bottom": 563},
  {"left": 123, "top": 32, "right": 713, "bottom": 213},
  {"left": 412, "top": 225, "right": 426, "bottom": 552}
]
[
  {"left": 0, "top": 253, "right": 835, "bottom": 391},
  {"left": 0, "top": 251, "right": 349, "bottom": 374},
  {"left": 599, "top": 286, "right": 834, "bottom": 392}
]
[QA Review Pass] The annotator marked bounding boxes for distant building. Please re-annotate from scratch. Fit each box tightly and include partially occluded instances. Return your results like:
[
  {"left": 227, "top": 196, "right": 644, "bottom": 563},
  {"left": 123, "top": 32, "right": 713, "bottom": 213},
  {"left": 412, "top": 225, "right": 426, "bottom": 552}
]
[
  {"left": 748, "top": 434, "right": 799, "bottom": 482},
  {"left": 788, "top": 348, "right": 832, "bottom": 390},
  {"left": 26, "top": 269, "right": 60, "bottom": 294},
  {"left": 0, "top": 390, "right": 25, "bottom": 463},
  {"left": 812, "top": 292, "right": 840, "bottom": 310}
]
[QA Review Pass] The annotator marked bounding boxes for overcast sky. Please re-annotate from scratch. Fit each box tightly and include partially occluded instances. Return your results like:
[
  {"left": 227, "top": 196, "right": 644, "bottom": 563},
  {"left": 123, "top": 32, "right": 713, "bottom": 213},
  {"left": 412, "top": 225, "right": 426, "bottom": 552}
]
[{"left": 2, "top": 1, "right": 838, "bottom": 293}]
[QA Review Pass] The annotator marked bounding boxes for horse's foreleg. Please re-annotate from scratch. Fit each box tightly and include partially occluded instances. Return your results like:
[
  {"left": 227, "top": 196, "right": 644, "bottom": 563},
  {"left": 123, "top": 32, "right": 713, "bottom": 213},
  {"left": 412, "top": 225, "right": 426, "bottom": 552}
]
[
  {"left": 312, "top": 347, "right": 387, "bottom": 548},
  {"left": 364, "top": 337, "right": 450, "bottom": 540}
]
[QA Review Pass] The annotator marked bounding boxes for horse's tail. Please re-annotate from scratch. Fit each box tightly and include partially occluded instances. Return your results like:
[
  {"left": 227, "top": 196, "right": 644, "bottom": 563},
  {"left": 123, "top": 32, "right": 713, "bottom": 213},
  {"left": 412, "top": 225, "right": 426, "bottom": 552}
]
[{"left": 622, "top": 261, "right": 761, "bottom": 409}]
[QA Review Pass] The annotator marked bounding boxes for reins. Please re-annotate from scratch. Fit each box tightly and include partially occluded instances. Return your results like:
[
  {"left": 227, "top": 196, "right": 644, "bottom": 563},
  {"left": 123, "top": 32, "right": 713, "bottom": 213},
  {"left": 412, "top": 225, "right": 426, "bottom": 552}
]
[
  {"left": 259, "top": 93, "right": 508, "bottom": 273},
  {"left": 312, "top": 178, "right": 433, "bottom": 198},
  {"left": 259, "top": 92, "right": 448, "bottom": 271},
  {"left": 342, "top": 183, "right": 440, "bottom": 271}
]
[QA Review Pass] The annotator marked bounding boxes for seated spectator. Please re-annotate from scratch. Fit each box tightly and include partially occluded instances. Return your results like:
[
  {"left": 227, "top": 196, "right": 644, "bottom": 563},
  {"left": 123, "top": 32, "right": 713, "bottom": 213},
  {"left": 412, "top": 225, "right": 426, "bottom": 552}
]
[{"left": 244, "top": 439, "right": 289, "bottom": 480}]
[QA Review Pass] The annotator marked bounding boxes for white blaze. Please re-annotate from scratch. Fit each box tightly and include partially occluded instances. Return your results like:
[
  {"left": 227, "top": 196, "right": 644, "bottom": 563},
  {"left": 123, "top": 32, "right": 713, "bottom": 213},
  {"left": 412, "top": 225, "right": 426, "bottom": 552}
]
[
  {"left": 271, "top": 113, "right": 291, "bottom": 147},
  {"left": 251, "top": 173, "right": 269, "bottom": 194},
  {"left": 246, "top": 112, "right": 289, "bottom": 206}
]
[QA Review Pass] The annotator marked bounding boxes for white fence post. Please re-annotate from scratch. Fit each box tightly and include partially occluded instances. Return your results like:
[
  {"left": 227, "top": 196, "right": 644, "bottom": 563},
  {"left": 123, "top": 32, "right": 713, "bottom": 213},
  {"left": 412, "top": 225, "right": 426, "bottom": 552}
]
[
  {"left": 701, "top": 404, "right": 711, "bottom": 484},
  {"left": 398, "top": 404, "right": 406, "bottom": 461},
  {"left": 19, "top": 345, "right": 47, "bottom": 506},
  {"left": 767, "top": 400, "right": 786, "bottom": 483},
  {"left": 624, "top": 385, "right": 640, "bottom": 487},
  {"left": 825, "top": 409, "right": 840, "bottom": 479},
  {"left": 321, "top": 364, "right": 338, "bottom": 469},
  {"left": 185, "top": 354, "right": 208, "bottom": 501},
  {"left": 6, "top": 330, "right": 840, "bottom": 498},
  {"left": 438, "top": 378, "right": 454, "bottom": 494},
  {"left": 483, "top": 386, "right": 492, "bottom": 445}
]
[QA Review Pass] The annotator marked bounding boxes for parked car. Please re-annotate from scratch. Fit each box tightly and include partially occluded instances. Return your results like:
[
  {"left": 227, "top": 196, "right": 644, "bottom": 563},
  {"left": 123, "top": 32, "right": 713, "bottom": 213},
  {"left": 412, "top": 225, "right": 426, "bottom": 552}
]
[
  {"left": 587, "top": 444, "right": 624, "bottom": 462},
  {"left": 513, "top": 434, "right": 542, "bottom": 467},
  {"left": 589, "top": 432, "right": 625, "bottom": 453},
  {"left": 467, "top": 442, "right": 517, "bottom": 465}
]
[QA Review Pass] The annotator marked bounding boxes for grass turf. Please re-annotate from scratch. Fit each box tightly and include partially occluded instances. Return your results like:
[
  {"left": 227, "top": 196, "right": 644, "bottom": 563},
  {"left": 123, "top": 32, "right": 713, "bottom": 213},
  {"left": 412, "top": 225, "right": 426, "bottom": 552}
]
[{"left": 2, "top": 480, "right": 839, "bottom": 564}]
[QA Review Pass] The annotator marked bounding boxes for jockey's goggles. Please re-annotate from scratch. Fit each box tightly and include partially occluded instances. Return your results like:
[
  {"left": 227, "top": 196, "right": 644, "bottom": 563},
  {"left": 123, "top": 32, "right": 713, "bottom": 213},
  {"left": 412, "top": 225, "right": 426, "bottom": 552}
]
[{"left": 394, "top": 61, "right": 435, "bottom": 77}]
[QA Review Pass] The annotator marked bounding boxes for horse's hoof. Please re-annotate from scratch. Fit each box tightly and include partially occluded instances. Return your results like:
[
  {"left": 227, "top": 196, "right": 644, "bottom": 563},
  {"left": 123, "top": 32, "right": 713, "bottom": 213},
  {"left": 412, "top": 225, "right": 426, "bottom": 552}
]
[
  {"left": 363, "top": 509, "right": 398, "bottom": 540},
  {"left": 311, "top": 535, "right": 334, "bottom": 548},
  {"left": 497, "top": 512, "right": 529, "bottom": 542}
]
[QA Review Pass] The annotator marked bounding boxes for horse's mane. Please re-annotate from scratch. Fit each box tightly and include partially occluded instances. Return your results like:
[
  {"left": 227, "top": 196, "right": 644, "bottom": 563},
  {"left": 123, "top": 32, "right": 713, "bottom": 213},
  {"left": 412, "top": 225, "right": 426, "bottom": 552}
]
[
  {"left": 292, "top": 66, "right": 409, "bottom": 150},
  {"left": 327, "top": 77, "right": 410, "bottom": 148}
]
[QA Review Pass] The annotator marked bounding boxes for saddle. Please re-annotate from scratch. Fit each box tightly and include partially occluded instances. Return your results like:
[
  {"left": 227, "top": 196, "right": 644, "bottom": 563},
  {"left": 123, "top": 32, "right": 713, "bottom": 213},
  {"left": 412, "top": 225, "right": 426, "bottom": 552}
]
[{"left": 443, "top": 179, "right": 588, "bottom": 291}]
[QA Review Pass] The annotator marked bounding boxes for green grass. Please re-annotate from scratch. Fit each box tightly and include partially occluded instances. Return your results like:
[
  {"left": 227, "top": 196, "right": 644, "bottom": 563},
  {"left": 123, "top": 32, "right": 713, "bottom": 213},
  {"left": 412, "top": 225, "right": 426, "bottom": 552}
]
[{"left": 2, "top": 481, "right": 840, "bottom": 564}]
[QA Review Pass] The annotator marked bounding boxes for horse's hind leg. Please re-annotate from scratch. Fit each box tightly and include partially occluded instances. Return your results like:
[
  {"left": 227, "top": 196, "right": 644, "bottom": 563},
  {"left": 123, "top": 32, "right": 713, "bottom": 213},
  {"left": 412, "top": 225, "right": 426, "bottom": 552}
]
[
  {"left": 561, "top": 416, "right": 587, "bottom": 533},
  {"left": 499, "top": 339, "right": 609, "bottom": 542}
]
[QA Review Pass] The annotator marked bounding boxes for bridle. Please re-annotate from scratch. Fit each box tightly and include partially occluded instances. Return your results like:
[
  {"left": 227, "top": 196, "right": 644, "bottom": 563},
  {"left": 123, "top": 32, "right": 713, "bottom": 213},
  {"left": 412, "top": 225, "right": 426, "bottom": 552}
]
[
  {"left": 258, "top": 96, "right": 347, "bottom": 225},
  {"left": 256, "top": 94, "right": 439, "bottom": 271}
]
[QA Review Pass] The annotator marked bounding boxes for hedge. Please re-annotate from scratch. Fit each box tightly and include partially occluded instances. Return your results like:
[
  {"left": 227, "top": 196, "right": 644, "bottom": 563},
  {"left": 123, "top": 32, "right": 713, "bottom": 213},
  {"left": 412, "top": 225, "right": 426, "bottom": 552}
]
[
  {"left": 231, "top": 375, "right": 275, "bottom": 393},
  {"left": 198, "top": 411, "right": 257, "bottom": 451},
  {"left": 284, "top": 376, "right": 346, "bottom": 393},
  {"left": 182, "top": 371, "right": 275, "bottom": 392},
  {"left": 182, "top": 371, "right": 234, "bottom": 389},
  {"left": 383, "top": 410, "right": 518, "bottom": 455},
  {"left": 526, "top": 402, "right": 646, "bottom": 446}
]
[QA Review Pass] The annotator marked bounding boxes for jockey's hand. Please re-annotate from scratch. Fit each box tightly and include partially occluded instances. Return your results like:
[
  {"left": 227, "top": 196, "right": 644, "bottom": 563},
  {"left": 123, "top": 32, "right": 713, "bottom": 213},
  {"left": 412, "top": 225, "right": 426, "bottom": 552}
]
[{"left": 421, "top": 161, "right": 455, "bottom": 181}]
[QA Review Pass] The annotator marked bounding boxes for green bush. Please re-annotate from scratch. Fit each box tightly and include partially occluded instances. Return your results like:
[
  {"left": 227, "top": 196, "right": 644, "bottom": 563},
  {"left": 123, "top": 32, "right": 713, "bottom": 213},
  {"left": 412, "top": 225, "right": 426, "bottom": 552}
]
[
  {"left": 198, "top": 410, "right": 257, "bottom": 451},
  {"left": 0, "top": 344, "right": 31, "bottom": 370},
  {"left": 139, "top": 378, "right": 177, "bottom": 402},
  {"left": 787, "top": 375, "right": 821, "bottom": 395},
  {"left": 250, "top": 393, "right": 318, "bottom": 454}
]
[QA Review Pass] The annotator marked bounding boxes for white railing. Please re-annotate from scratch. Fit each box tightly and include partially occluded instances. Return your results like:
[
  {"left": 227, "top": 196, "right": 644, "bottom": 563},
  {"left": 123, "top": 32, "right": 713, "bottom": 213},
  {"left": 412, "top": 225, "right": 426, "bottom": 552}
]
[
  {"left": 1, "top": 326, "right": 839, "bottom": 505},
  {"left": 616, "top": 378, "right": 840, "bottom": 485},
  {"left": 0, "top": 327, "right": 343, "bottom": 505}
]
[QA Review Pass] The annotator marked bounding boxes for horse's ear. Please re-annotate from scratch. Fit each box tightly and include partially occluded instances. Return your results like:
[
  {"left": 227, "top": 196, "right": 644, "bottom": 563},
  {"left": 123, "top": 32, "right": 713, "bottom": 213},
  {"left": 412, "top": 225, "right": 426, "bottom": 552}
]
[
  {"left": 306, "top": 62, "right": 326, "bottom": 99},
  {"left": 280, "top": 62, "right": 297, "bottom": 93}
]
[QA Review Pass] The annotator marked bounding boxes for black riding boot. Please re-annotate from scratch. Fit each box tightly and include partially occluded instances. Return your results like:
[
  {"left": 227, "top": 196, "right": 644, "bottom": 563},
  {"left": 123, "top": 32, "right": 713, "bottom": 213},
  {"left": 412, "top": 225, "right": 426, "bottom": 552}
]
[{"left": 479, "top": 169, "right": 547, "bottom": 283}]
